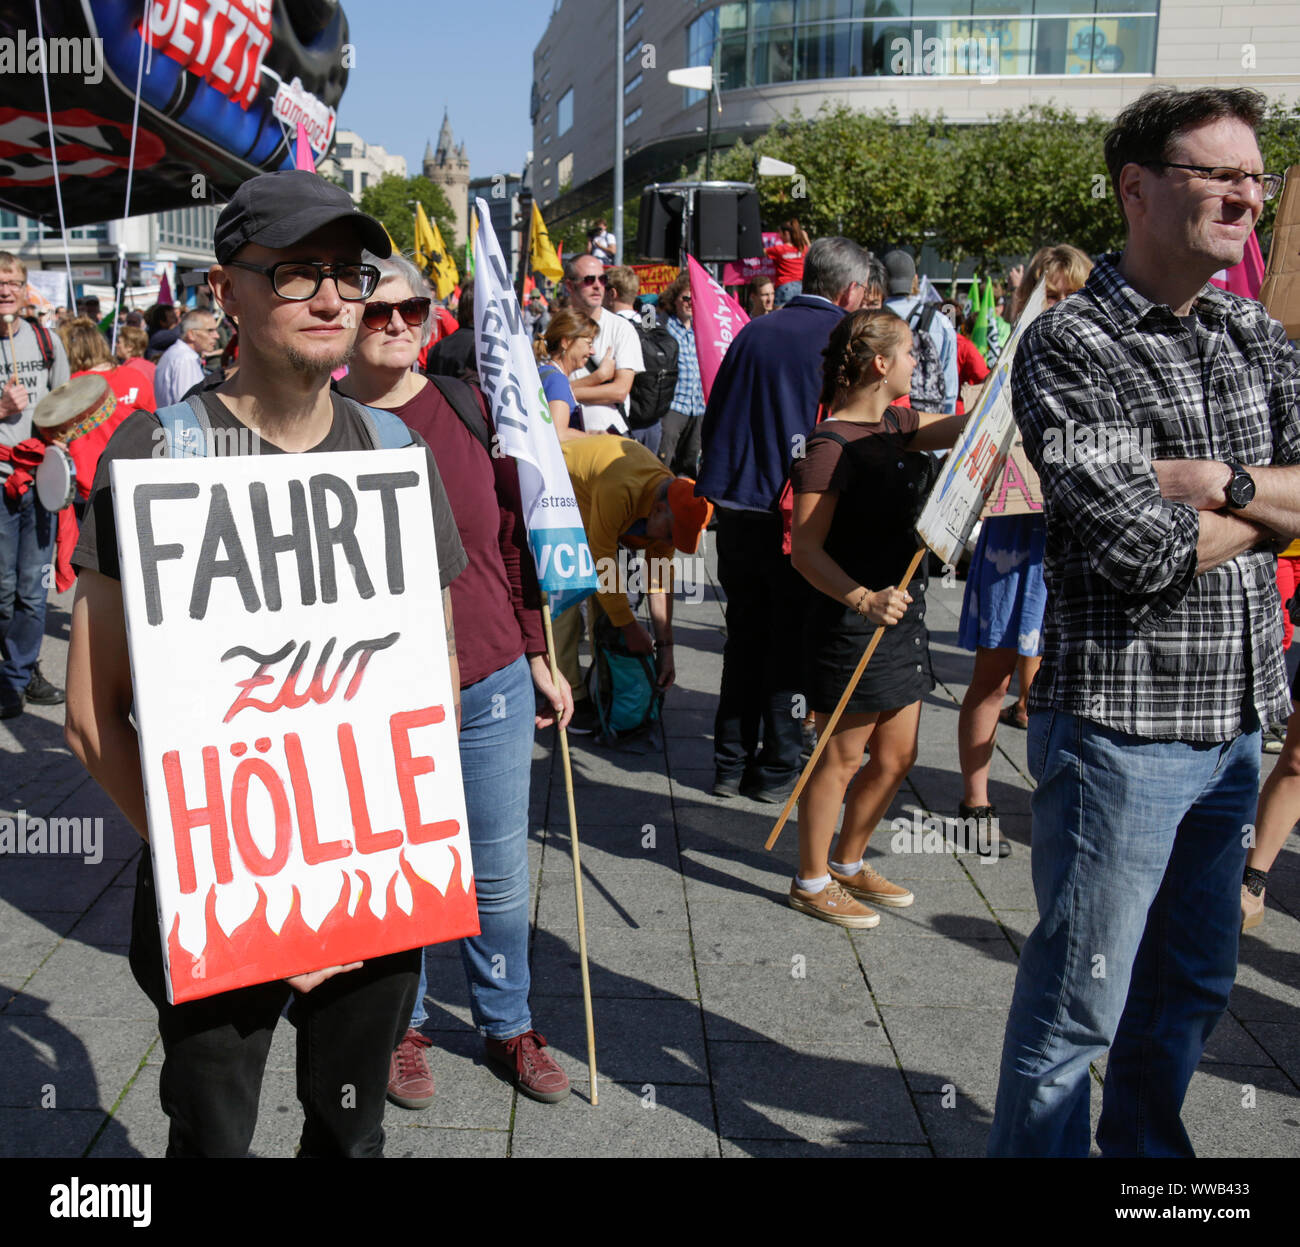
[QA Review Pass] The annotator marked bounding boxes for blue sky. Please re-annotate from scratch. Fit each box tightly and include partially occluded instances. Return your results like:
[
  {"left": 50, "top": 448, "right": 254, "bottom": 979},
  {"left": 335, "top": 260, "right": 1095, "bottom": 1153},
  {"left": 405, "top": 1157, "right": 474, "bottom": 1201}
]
[{"left": 336, "top": 0, "right": 551, "bottom": 182}]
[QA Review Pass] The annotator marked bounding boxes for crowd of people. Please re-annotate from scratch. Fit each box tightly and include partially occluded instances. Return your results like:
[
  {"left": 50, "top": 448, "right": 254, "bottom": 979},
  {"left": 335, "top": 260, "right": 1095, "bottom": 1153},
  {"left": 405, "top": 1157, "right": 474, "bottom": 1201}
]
[{"left": 0, "top": 84, "right": 1288, "bottom": 1160}]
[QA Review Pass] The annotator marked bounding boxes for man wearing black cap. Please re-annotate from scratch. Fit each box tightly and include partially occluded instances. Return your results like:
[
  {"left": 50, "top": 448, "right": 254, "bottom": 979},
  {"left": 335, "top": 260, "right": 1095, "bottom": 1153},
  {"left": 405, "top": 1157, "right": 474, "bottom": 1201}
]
[{"left": 63, "top": 171, "right": 468, "bottom": 1157}]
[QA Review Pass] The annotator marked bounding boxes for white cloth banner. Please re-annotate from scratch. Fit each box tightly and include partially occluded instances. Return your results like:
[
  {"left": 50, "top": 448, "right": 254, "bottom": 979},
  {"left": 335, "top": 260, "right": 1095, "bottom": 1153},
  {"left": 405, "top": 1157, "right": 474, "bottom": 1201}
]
[{"left": 471, "top": 196, "right": 596, "bottom": 612}]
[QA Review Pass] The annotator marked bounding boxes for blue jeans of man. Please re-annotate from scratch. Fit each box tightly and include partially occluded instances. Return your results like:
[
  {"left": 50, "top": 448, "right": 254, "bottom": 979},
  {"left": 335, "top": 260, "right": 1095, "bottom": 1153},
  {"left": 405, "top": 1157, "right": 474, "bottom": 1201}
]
[
  {"left": 987, "top": 709, "right": 1259, "bottom": 1157},
  {"left": 411, "top": 654, "right": 535, "bottom": 1039},
  {"left": 0, "top": 488, "right": 55, "bottom": 707},
  {"left": 628, "top": 423, "right": 662, "bottom": 457}
]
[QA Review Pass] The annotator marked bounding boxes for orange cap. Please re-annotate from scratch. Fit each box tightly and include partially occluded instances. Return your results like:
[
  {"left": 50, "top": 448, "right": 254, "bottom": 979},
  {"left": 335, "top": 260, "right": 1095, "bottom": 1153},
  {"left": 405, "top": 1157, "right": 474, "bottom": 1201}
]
[{"left": 667, "top": 478, "right": 713, "bottom": 554}]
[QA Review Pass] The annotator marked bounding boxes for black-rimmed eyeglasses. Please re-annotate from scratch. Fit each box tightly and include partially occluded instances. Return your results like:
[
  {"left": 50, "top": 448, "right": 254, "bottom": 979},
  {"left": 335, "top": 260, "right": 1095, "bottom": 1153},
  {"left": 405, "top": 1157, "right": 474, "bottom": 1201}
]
[
  {"left": 1141, "top": 162, "right": 1284, "bottom": 201},
  {"left": 223, "top": 260, "right": 381, "bottom": 301}
]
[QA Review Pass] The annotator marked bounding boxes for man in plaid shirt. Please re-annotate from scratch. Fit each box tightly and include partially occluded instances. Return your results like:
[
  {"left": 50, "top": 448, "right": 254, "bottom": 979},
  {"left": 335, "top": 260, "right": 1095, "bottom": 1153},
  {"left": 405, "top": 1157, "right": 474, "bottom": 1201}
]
[{"left": 989, "top": 87, "right": 1300, "bottom": 1157}]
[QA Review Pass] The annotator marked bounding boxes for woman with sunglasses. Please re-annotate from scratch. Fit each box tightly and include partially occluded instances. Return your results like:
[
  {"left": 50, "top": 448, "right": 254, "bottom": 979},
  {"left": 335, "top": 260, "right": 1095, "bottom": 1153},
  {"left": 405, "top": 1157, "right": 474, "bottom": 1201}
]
[
  {"left": 533, "top": 307, "right": 599, "bottom": 442},
  {"left": 337, "top": 252, "right": 577, "bottom": 1109}
]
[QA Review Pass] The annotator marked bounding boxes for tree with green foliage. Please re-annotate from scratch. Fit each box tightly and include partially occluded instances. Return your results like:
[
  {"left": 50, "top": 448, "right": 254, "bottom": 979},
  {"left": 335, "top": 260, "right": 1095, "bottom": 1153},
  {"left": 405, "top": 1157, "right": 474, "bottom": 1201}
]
[
  {"left": 358, "top": 174, "right": 458, "bottom": 258},
  {"left": 677, "top": 99, "right": 1300, "bottom": 275}
]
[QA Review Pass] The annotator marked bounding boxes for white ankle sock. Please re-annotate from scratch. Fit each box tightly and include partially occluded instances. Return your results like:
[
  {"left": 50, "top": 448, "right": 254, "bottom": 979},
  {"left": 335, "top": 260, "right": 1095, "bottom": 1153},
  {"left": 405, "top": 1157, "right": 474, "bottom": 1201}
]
[
  {"left": 830, "top": 858, "right": 862, "bottom": 877},
  {"left": 796, "top": 873, "right": 830, "bottom": 894}
]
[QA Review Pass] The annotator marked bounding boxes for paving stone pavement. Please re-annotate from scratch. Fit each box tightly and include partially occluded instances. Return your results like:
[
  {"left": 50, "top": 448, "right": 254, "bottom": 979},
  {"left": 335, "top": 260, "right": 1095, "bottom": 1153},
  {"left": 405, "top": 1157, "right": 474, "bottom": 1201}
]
[{"left": 2, "top": 541, "right": 1298, "bottom": 1159}]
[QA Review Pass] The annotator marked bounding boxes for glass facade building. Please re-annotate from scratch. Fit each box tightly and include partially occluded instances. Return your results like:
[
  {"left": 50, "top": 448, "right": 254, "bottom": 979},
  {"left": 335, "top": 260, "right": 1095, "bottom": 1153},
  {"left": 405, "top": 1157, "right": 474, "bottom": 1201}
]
[{"left": 686, "top": 0, "right": 1160, "bottom": 99}]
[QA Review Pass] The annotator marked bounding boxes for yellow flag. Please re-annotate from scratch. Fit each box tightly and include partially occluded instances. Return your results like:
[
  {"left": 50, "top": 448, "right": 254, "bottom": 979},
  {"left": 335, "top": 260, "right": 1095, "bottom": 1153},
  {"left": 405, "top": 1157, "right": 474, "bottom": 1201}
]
[
  {"left": 414, "top": 202, "right": 459, "bottom": 300},
  {"left": 530, "top": 200, "right": 564, "bottom": 282},
  {"left": 382, "top": 224, "right": 399, "bottom": 254}
]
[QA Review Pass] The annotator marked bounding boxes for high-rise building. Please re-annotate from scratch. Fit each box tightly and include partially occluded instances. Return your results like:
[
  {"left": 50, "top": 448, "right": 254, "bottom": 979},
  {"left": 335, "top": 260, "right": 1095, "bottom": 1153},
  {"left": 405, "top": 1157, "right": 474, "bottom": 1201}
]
[{"left": 531, "top": 0, "right": 1299, "bottom": 213}]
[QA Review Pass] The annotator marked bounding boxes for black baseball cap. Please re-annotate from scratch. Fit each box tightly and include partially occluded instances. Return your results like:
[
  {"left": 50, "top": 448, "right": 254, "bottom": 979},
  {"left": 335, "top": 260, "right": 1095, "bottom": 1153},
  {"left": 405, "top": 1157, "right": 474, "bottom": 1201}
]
[
  {"left": 882, "top": 250, "right": 916, "bottom": 296},
  {"left": 214, "top": 170, "right": 392, "bottom": 264}
]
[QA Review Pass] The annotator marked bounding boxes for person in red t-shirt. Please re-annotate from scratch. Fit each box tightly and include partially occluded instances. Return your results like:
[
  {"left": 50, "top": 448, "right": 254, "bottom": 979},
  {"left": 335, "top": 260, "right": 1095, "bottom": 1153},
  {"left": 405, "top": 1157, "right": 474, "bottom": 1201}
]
[
  {"left": 765, "top": 218, "right": 811, "bottom": 306},
  {"left": 59, "top": 318, "right": 150, "bottom": 501},
  {"left": 939, "top": 301, "right": 990, "bottom": 415},
  {"left": 338, "top": 251, "right": 576, "bottom": 1109}
]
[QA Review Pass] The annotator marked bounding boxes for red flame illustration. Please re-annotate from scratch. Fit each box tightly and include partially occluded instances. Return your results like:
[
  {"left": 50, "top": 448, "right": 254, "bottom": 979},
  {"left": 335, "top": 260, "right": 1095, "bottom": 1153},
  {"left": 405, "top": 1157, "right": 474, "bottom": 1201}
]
[{"left": 166, "top": 850, "right": 480, "bottom": 1003}]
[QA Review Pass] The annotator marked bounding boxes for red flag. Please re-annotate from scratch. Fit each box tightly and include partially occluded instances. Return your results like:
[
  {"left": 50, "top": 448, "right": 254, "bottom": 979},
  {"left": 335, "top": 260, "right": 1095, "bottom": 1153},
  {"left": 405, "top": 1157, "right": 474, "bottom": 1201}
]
[
  {"left": 157, "top": 272, "right": 173, "bottom": 307},
  {"left": 294, "top": 122, "right": 316, "bottom": 173},
  {"left": 1209, "top": 231, "right": 1265, "bottom": 300}
]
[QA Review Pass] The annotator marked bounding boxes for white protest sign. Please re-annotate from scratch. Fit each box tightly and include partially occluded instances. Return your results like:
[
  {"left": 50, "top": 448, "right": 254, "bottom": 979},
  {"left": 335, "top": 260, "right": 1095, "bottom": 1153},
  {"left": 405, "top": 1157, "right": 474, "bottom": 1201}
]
[
  {"left": 112, "top": 448, "right": 477, "bottom": 1004},
  {"left": 916, "top": 279, "right": 1047, "bottom": 564}
]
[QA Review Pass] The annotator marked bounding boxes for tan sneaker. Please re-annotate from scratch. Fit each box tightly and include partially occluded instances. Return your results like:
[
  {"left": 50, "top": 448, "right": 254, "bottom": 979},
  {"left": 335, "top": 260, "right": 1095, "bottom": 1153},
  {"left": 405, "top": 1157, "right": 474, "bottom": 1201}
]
[
  {"left": 788, "top": 878, "right": 881, "bottom": 928},
  {"left": 830, "top": 862, "right": 914, "bottom": 908},
  {"left": 1242, "top": 883, "right": 1265, "bottom": 932}
]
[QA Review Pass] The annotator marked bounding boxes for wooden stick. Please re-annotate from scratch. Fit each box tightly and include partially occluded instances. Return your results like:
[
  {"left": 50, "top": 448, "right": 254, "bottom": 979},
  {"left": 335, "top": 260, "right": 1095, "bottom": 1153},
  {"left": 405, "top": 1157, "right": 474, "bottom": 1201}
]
[
  {"left": 765, "top": 545, "right": 929, "bottom": 852},
  {"left": 541, "top": 597, "right": 598, "bottom": 1105}
]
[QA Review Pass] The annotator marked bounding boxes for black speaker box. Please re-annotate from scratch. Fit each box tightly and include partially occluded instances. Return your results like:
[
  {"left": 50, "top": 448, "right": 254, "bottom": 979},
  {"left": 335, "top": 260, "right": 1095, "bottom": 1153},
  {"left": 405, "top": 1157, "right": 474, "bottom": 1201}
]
[{"left": 638, "top": 187, "right": 684, "bottom": 261}]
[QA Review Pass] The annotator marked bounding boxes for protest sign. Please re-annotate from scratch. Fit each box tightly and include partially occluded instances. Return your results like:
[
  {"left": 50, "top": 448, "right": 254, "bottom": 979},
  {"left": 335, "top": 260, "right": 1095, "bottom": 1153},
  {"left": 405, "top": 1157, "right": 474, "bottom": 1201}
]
[
  {"left": 630, "top": 264, "right": 679, "bottom": 296},
  {"left": 980, "top": 431, "right": 1043, "bottom": 518},
  {"left": 112, "top": 449, "right": 478, "bottom": 1004},
  {"left": 721, "top": 232, "right": 780, "bottom": 286},
  {"left": 1261, "top": 165, "right": 1300, "bottom": 339},
  {"left": 916, "top": 280, "right": 1046, "bottom": 563}
]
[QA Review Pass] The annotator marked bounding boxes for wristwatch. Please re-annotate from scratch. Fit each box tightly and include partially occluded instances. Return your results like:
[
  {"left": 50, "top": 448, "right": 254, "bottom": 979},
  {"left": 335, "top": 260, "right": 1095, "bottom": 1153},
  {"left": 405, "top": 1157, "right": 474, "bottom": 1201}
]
[{"left": 1224, "top": 462, "right": 1256, "bottom": 509}]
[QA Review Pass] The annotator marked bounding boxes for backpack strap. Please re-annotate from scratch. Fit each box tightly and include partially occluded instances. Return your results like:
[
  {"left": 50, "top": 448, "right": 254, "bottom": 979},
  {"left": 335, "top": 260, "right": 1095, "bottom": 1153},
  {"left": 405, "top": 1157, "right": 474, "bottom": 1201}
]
[
  {"left": 156, "top": 394, "right": 213, "bottom": 458},
  {"left": 427, "top": 373, "right": 492, "bottom": 455},
  {"left": 335, "top": 394, "right": 415, "bottom": 450},
  {"left": 909, "top": 303, "right": 938, "bottom": 334},
  {"left": 31, "top": 322, "right": 55, "bottom": 371}
]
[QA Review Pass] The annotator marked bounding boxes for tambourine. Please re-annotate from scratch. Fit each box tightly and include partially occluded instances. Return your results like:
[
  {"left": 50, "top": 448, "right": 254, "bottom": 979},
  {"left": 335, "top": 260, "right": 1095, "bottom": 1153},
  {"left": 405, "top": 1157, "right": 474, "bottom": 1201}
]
[
  {"left": 34, "top": 442, "right": 76, "bottom": 512},
  {"left": 32, "top": 373, "right": 116, "bottom": 444}
]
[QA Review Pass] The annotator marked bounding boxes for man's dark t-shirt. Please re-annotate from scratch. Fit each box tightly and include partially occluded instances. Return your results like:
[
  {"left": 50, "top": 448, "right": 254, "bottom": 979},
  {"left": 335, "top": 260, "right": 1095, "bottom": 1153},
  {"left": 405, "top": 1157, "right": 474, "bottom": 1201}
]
[
  {"left": 424, "top": 327, "right": 477, "bottom": 380},
  {"left": 73, "top": 390, "right": 469, "bottom": 591}
]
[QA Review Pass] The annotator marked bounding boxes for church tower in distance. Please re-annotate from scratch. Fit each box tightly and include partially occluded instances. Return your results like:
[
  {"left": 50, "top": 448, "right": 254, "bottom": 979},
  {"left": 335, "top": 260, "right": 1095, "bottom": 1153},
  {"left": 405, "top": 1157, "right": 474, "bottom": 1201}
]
[{"left": 423, "top": 110, "right": 470, "bottom": 248}]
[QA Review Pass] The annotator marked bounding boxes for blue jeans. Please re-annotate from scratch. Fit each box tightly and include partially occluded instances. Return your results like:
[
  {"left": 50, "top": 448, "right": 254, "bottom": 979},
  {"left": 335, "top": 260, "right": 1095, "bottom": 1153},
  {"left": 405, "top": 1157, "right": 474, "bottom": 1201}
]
[
  {"left": 411, "top": 654, "right": 535, "bottom": 1040},
  {"left": 0, "top": 488, "right": 55, "bottom": 706},
  {"left": 988, "top": 709, "right": 1259, "bottom": 1157},
  {"left": 774, "top": 280, "right": 802, "bottom": 306}
]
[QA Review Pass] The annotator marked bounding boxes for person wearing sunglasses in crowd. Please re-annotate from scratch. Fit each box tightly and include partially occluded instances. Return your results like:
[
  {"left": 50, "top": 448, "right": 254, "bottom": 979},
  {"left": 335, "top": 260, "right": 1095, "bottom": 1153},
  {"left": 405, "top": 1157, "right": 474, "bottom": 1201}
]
[
  {"left": 657, "top": 271, "right": 706, "bottom": 477},
  {"left": 563, "top": 254, "right": 643, "bottom": 435},
  {"left": 337, "top": 252, "right": 576, "bottom": 1110}
]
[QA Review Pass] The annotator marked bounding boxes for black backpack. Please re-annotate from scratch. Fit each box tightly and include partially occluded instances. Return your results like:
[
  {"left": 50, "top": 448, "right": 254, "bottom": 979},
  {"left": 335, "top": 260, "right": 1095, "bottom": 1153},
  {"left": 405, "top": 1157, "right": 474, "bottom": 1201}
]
[
  {"left": 624, "top": 320, "right": 678, "bottom": 430},
  {"left": 907, "top": 303, "right": 947, "bottom": 411}
]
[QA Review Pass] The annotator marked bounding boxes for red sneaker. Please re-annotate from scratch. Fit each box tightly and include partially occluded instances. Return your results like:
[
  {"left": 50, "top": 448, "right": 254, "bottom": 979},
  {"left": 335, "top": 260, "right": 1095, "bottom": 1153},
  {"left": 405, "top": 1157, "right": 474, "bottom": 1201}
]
[
  {"left": 387, "top": 1028, "right": 435, "bottom": 1109},
  {"left": 484, "top": 1029, "right": 570, "bottom": 1103}
]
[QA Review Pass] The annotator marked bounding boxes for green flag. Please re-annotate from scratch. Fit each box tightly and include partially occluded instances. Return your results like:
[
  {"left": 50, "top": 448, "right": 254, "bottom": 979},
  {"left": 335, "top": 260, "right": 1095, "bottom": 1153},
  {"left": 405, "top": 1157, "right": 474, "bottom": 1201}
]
[{"left": 969, "top": 274, "right": 989, "bottom": 353}]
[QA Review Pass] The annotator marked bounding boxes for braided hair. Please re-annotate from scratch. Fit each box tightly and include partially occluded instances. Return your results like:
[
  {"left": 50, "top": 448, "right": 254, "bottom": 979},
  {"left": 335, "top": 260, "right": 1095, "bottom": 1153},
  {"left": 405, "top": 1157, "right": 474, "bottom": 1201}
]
[{"left": 819, "top": 308, "right": 911, "bottom": 408}]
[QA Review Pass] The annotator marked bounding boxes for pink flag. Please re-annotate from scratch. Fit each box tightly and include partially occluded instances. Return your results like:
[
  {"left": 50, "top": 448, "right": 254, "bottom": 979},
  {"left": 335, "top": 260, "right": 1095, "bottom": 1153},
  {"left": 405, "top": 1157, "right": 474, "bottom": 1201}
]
[
  {"left": 1209, "top": 231, "right": 1265, "bottom": 300},
  {"left": 294, "top": 121, "right": 316, "bottom": 173},
  {"left": 157, "top": 272, "right": 173, "bottom": 307},
  {"left": 686, "top": 254, "right": 750, "bottom": 402}
]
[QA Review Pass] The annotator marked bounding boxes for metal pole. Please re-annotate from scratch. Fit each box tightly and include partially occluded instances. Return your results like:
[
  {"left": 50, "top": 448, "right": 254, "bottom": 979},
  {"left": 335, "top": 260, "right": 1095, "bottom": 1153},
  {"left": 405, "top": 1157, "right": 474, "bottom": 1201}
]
[{"left": 614, "top": 0, "right": 625, "bottom": 263}]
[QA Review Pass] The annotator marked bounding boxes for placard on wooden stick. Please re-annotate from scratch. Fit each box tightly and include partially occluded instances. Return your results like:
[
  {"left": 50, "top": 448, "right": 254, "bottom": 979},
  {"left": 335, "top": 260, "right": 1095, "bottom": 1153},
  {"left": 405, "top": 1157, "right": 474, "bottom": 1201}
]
[{"left": 112, "top": 448, "right": 478, "bottom": 1004}]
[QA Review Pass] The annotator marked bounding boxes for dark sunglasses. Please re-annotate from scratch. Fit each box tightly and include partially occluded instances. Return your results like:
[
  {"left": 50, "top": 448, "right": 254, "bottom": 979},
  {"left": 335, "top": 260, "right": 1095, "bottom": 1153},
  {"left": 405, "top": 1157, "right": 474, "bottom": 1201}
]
[
  {"left": 223, "top": 259, "right": 379, "bottom": 301},
  {"left": 575, "top": 274, "right": 608, "bottom": 287},
  {"left": 361, "top": 296, "right": 432, "bottom": 331}
]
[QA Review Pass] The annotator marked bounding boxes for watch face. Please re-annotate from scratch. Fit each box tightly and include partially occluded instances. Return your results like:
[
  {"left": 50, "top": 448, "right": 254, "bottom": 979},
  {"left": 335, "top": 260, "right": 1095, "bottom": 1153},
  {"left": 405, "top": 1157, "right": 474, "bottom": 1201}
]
[{"left": 1230, "top": 471, "right": 1256, "bottom": 507}]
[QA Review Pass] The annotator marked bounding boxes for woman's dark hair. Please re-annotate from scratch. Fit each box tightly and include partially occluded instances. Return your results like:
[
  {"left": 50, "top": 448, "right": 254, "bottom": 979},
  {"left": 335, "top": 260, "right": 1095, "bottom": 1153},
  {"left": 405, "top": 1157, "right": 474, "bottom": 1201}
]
[
  {"left": 819, "top": 308, "right": 911, "bottom": 408},
  {"left": 145, "top": 303, "right": 177, "bottom": 334},
  {"left": 533, "top": 307, "right": 599, "bottom": 363},
  {"left": 782, "top": 217, "right": 811, "bottom": 252}
]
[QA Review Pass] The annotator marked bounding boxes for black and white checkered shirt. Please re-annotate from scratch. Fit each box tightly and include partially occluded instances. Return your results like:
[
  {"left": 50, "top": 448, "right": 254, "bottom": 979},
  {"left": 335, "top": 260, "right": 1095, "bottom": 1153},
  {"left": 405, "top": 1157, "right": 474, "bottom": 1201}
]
[{"left": 1013, "top": 254, "right": 1300, "bottom": 742}]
